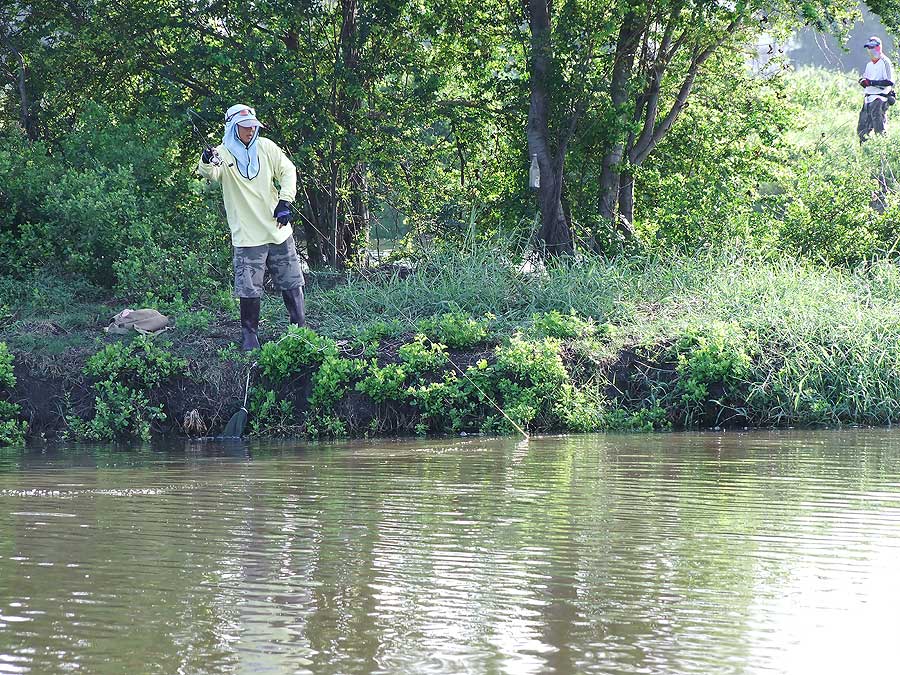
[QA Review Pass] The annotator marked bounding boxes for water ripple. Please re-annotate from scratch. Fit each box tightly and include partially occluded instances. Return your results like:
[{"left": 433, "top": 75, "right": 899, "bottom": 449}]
[{"left": 0, "top": 431, "right": 899, "bottom": 674}]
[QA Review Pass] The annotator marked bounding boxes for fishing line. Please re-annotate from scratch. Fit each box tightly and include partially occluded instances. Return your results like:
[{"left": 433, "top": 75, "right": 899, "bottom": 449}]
[
  {"left": 267, "top": 297, "right": 530, "bottom": 440},
  {"left": 186, "top": 107, "right": 233, "bottom": 168},
  {"left": 203, "top": 113, "right": 529, "bottom": 438}
]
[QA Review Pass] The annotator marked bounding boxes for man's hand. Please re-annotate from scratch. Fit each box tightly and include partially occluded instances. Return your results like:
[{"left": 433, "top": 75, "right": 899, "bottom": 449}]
[
  {"left": 860, "top": 77, "right": 871, "bottom": 88},
  {"left": 274, "top": 199, "right": 292, "bottom": 227}
]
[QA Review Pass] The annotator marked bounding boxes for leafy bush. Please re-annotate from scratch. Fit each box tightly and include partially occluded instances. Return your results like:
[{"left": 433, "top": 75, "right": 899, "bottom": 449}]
[
  {"left": 773, "top": 158, "right": 885, "bottom": 266},
  {"left": 628, "top": 60, "right": 792, "bottom": 252},
  {"left": 257, "top": 327, "right": 337, "bottom": 382},
  {"left": 398, "top": 335, "right": 449, "bottom": 372},
  {"left": 407, "top": 365, "right": 490, "bottom": 433},
  {"left": 248, "top": 389, "right": 298, "bottom": 437},
  {"left": 302, "top": 412, "right": 348, "bottom": 439},
  {"left": 0, "top": 343, "right": 26, "bottom": 446},
  {"left": 67, "top": 381, "right": 165, "bottom": 442},
  {"left": 0, "top": 342, "right": 14, "bottom": 390},
  {"left": 0, "top": 109, "right": 229, "bottom": 302},
  {"left": 671, "top": 321, "right": 754, "bottom": 423},
  {"left": 356, "top": 361, "right": 408, "bottom": 403},
  {"left": 309, "top": 354, "right": 366, "bottom": 409},
  {"left": 600, "top": 404, "right": 670, "bottom": 432},
  {"left": 84, "top": 336, "right": 187, "bottom": 388},
  {"left": 492, "top": 335, "right": 577, "bottom": 430},
  {"left": 416, "top": 312, "right": 492, "bottom": 349},
  {"left": 69, "top": 336, "right": 186, "bottom": 442}
]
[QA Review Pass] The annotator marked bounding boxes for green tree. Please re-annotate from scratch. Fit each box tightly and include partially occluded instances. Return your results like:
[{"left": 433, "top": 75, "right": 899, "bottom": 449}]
[{"left": 519, "top": 0, "right": 858, "bottom": 253}]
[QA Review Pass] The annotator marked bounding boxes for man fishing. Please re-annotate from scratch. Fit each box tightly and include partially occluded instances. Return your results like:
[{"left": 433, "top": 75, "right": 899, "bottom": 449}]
[
  {"left": 857, "top": 36, "right": 894, "bottom": 143},
  {"left": 198, "top": 104, "right": 305, "bottom": 351}
]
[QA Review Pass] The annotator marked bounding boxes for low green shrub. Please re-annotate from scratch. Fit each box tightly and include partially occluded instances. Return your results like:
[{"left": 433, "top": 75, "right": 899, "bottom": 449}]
[
  {"left": 173, "top": 308, "right": 215, "bottom": 332},
  {"left": 670, "top": 321, "right": 754, "bottom": 424},
  {"left": 416, "top": 312, "right": 492, "bottom": 349},
  {"left": 673, "top": 322, "right": 753, "bottom": 400},
  {"left": 356, "top": 361, "right": 408, "bottom": 403},
  {"left": 398, "top": 335, "right": 449, "bottom": 372},
  {"left": 67, "top": 381, "right": 165, "bottom": 442},
  {"left": 601, "top": 404, "right": 671, "bottom": 432},
  {"left": 478, "top": 335, "right": 585, "bottom": 432},
  {"left": 248, "top": 389, "right": 298, "bottom": 437},
  {"left": 257, "top": 327, "right": 337, "bottom": 382},
  {"left": 0, "top": 343, "right": 26, "bottom": 446},
  {"left": 68, "top": 336, "right": 186, "bottom": 442},
  {"left": 309, "top": 354, "right": 366, "bottom": 409},
  {"left": 407, "top": 358, "right": 497, "bottom": 433},
  {"left": 84, "top": 336, "right": 187, "bottom": 388},
  {"left": 302, "top": 412, "right": 348, "bottom": 439}
]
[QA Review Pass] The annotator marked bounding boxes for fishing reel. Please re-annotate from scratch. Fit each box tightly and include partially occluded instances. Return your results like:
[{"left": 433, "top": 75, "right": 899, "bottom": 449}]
[{"left": 206, "top": 146, "right": 224, "bottom": 167}]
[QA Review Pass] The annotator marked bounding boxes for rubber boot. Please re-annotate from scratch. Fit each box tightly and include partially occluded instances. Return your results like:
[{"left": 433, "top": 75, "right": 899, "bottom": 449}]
[
  {"left": 282, "top": 287, "right": 306, "bottom": 327},
  {"left": 239, "top": 297, "right": 261, "bottom": 351}
]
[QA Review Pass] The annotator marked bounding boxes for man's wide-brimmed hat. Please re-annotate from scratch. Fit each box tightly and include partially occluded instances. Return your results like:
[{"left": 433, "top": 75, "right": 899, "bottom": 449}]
[{"left": 224, "top": 104, "right": 264, "bottom": 128}]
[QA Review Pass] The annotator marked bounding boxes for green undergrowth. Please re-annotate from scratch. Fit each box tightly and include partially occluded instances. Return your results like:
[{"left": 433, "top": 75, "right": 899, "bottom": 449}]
[
  {"left": 66, "top": 336, "right": 187, "bottom": 442},
  {"left": 11, "top": 247, "right": 900, "bottom": 441},
  {"left": 0, "top": 342, "right": 26, "bottom": 446},
  {"left": 247, "top": 316, "right": 620, "bottom": 438},
  {"left": 304, "top": 246, "right": 900, "bottom": 431}
]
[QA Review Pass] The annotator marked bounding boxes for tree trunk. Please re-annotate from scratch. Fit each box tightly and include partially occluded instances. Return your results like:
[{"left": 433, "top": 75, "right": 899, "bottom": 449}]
[
  {"left": 328, "top": 0, "right": 370, "bottom": 269},
  {"left": 596, "top": 13, "right": 641, "bottom": 248},
  {"left": 1, "top": 39, "right": 36, "bottom": 140},
  {"left": 617, "top": 169, "right": 634, "bottom": 227},
  {"left": 283, "top": 3, "right": 370, "bottom": 270},
  {"left": 345, "top": 162, "right": 370, "bottom": 265},
  {"left": 527, "top": 0, "right": 573, "bottom": 256},
  {"left": 302, "top": 188, "right": 328, "bottom": 269}
]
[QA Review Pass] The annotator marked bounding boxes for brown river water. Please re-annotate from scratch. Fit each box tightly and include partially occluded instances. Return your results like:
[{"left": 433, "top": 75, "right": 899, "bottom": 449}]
[{"left": 1, "top": 430, "right": 899, "bottom": 674}]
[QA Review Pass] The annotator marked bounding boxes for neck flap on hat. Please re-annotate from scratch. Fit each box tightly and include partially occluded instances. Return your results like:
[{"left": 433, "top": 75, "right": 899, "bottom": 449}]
[{"left": 223, "top": 116, "right": 261, "bottom": 180}]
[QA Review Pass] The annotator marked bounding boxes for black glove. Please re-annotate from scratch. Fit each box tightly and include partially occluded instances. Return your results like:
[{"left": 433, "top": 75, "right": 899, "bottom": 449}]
[
  {"left": 201, "top": 147, "right": 215, "bottom": 164},
  {"left": 860, "top": 78, "right": 871, "bottom": 87},
  {"left": 274, "top": 199, "right": 292, "bottom": 226}
]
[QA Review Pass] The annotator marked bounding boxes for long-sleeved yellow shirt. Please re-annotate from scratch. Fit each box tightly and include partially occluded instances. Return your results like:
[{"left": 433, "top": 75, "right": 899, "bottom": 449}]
[{"left": 197, "top": 137, "right": 298, "bottom": 247}]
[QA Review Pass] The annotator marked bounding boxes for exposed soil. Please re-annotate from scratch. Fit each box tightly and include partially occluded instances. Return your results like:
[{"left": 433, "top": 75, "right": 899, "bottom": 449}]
[{"left": 4, "top": 312, "right": 751, "bottom": 444}]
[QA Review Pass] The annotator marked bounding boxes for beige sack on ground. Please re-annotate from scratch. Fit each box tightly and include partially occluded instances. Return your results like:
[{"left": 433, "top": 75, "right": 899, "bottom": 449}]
[{"left": 105, "top": 308, "right": 171, "bottom": 335}]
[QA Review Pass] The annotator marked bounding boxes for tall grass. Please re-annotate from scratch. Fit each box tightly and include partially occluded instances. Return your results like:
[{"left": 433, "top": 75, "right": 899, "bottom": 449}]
[{"left": 308, "top": 243, "right": 900, "bottom": 427}]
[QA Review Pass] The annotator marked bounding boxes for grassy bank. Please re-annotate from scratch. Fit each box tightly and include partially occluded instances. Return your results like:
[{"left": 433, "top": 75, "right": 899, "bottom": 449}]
[{"left": 4, "top": 245, "right": 900, "bottom": 445}]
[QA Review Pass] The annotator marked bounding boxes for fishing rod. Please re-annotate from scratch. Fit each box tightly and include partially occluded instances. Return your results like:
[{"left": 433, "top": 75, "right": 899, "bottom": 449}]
[{"left": 186, "top": 108, "right": 233, "bottom": 168}]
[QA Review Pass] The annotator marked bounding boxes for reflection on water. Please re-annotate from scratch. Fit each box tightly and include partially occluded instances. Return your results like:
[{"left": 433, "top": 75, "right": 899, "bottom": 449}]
[{"left": 1, "top": 430, "right": 900, "bottom": 674}]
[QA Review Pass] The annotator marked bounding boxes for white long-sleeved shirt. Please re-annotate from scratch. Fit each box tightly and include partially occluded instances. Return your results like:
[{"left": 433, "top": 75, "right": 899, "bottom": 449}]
[
  {"left": 197, "top": 136, "right": 297, "bottom": 247},
  {"left": 863, "top": 56, "right": 894, "bottom": 104}
]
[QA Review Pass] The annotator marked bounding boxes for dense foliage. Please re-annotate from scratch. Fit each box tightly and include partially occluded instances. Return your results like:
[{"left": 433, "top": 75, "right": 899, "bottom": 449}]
[
  {"left": 0, "top": 342, "right": 25, "bottom": 446},
  {"left": 4, "top": 3, "right": 900, "bottom": 442},
  {"left": 1, "top": 1, "right": 898, "bottom": 288}
]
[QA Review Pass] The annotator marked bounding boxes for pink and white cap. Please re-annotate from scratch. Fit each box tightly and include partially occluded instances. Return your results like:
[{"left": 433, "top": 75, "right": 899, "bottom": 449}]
[{"left": 224, "top": 104, "right": 264, "bottom": 128}]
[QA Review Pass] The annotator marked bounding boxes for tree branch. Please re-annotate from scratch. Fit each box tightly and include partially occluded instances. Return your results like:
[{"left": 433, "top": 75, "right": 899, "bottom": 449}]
[
  {"left": 0, "top": 35, "right": 34, "bottom": 139},
  {"left": 629, "top": 17, "right": 741, "bottom": 165}
]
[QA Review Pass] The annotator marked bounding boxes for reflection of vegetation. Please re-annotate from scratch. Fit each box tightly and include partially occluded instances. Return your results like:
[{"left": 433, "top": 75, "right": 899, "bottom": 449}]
[{"left": 4, "top": 433, "right": 897, "bottom": 672}]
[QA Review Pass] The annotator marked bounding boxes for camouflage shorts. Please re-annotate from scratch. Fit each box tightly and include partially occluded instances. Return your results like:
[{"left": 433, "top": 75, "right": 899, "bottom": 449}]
[{"left": 233, "top": 236, "right": 304, "bottom": 298}]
